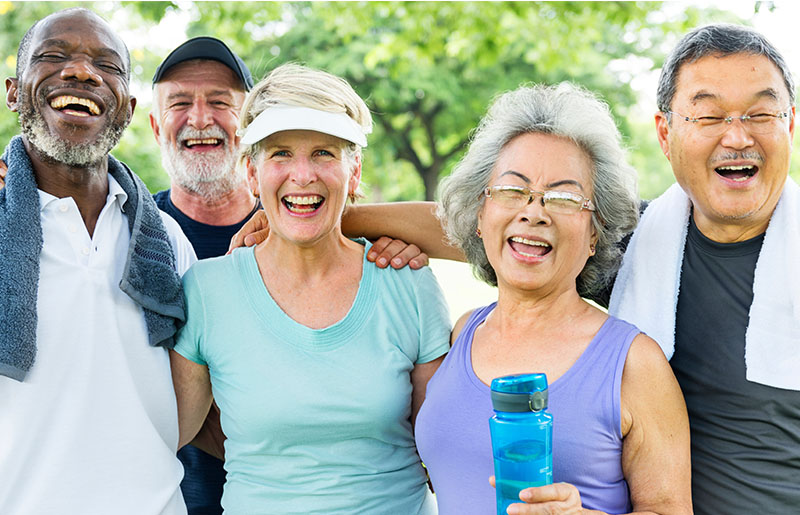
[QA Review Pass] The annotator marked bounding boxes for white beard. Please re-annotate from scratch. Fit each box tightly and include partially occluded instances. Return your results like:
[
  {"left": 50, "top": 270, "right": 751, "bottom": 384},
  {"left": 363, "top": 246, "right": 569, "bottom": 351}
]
[{"left": 160, "top": 126, "right": 244, "bottom": 200}]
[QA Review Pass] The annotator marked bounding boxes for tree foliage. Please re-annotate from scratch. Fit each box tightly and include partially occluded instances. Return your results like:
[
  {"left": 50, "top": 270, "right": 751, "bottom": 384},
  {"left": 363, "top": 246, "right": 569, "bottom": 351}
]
[{"left": 1, "top": 1, "right": 774, "bottom": 200}]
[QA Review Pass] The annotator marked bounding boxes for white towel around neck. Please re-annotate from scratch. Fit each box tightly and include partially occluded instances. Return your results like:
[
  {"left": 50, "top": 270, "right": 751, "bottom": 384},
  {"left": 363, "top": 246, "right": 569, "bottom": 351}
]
[{"left": 609, "top": 180, "right": 800, "bottom": 390}]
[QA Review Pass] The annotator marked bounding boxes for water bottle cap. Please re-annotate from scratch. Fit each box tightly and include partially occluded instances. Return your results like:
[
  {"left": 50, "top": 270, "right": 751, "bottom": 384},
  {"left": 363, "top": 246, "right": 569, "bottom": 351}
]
[{"left": 490, "top": 373, "right": 548, "bottom": 412}]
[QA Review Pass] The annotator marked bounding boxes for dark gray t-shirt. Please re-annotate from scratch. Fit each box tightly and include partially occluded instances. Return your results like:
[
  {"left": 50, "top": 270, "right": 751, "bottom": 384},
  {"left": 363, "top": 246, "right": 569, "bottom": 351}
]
[{"left": 671, "top": 217, "right": 800, "bottom": 515}]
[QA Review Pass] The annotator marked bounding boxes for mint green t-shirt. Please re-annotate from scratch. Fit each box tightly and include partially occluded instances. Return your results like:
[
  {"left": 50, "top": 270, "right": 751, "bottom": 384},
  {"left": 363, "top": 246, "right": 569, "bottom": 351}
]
[{"left": 174, "top": 241, "right": 451, "bottom": 514}]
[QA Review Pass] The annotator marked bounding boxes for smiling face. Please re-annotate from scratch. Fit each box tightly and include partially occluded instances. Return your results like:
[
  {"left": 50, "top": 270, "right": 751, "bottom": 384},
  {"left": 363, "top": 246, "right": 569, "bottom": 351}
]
[
  {"left": 478, "top": 132, "right": 596, "bottom": 296},
  {"left": 655, "top": 53, "right": 795, "bottom": 241},
  {"left": 6, "top": 10, "right": 135, "bottom": 167},
  {"left": 246, "top": 129, "right": 361, "bottom": 247},
  {"left": 151, "top": 59, "right": 245, "bottom": 198}
]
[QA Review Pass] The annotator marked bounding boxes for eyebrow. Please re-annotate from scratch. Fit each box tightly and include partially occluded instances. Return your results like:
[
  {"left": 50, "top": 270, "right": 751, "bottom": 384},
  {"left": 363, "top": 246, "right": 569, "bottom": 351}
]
[
  {"left": 546, "top": 179, "right": 585, "bottom": 191},
  {"left": 690, "top": 88, "right": 782, "bottom": 104},
  {"left": 165, "top": 90, "right": 236, "bottom": 102},
  {"left": 499, "top": 170, "right": 531, "bottom": 183},
  {"left": 36, "top": 38, "right": 125, "bottom": 65},
  {"left": 499, "top": 171, "right": 585, "bottom": 191}
]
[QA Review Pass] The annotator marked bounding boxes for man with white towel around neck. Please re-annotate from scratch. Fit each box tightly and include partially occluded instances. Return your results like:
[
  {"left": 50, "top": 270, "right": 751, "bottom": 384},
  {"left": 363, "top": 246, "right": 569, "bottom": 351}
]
[{"left": 608, "top": 23, "right": 800, "bottom": 515}]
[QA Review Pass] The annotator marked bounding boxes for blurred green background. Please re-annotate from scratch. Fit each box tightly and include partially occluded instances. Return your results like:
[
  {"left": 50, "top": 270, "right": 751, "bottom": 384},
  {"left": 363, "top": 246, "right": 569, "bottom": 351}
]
[{"left": 1, "top": 1, "right": 797, "bottom": 201}]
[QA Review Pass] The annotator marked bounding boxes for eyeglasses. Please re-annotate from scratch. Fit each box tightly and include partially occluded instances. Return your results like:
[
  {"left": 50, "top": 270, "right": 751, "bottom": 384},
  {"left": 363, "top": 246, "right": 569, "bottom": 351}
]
[
  {"left": 483, "top": 185, "right": 595, "bottom": 214},
  {"left": 666, "top": 107, "right": 792, "bottom": 137}
]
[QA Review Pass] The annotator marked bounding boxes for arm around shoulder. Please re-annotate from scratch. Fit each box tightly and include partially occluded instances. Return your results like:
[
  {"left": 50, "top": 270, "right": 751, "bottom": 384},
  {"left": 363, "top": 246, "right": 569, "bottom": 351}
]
[{"left": 342, "top": 202, "right": 465, "bottom": 261}]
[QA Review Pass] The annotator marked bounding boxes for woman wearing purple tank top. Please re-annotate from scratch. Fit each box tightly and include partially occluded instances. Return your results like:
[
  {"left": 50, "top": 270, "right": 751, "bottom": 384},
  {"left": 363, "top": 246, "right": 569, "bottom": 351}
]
[{"left": 416, "top": 84, "right": 691, "bottom": 515}]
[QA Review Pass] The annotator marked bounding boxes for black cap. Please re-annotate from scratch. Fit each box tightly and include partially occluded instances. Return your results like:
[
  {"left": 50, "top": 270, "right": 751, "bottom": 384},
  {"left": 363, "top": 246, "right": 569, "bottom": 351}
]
[{"left": 152, "top": 36, "right": 254, "bottom": 91}]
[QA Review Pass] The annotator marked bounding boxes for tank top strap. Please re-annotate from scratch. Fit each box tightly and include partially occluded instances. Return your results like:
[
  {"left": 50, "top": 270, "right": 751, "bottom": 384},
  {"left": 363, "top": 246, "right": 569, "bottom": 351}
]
[{"left": 551, "top": 315, "right": 640, "bottom": 440}]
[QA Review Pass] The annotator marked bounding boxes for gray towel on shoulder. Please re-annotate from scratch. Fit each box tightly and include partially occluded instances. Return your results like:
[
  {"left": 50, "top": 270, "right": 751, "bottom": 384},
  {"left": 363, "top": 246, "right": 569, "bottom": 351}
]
[{"left": 0, "top": 136, "right": 185, "bottom": 382}]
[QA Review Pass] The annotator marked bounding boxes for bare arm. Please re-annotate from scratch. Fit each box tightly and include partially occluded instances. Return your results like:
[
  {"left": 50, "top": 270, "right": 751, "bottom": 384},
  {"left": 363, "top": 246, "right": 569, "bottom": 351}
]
[
  {"left": 410, "top": 354, "right": 446, "bottom": 428},
  {"left": 169, "top": 350, "right": 215, "bottom": 449},
  {"left": 618, "top": 333, "right": 692, "bottom": 514},
  {"left": 503, "top": 334, "right": 691, "bottom": 515},
  {"left": 342, "top": 202, "right": 465, "bottom": 261}
]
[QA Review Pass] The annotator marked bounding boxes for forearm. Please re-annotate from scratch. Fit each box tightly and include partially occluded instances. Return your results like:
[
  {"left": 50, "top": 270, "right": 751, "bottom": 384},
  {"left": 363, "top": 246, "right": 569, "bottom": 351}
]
[
  {"left": 169, "top": 350, "right": 214, "bottom": 448},
  {"left": 188, "top": 403, "right": 226, "bottom": 460},
  {"left": 342, "top": 201, "right": 465, "bottom": 261}
]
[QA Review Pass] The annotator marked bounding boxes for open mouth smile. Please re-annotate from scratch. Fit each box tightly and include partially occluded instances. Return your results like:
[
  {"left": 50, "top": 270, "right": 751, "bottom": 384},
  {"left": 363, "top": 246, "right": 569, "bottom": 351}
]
[
  {"left": 183, "top": 138, "right": 223, "bottom": 150},
  {"left": 49, "top": 95, "right": 101, "bottom": 117},
  {"left": 508, "top": 236, "right": 552, "bottom": 258},
  {"left": 282, "top": 194, "right": 324, "bottom": 214},
  {"left": 715, "top": 164, "right": 758, "bottom": 183}
]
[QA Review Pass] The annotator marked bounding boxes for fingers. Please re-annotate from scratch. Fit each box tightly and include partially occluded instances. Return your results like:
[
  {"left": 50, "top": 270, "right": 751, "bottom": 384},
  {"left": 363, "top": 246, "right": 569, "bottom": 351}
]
[
  {"left": 366, "top": 237, "right": 428, "bottom": 269},
  {"left": 0, "top": 158, "right": 7, "bottom": 189},
  {"left": 366, "top": 236, "right": 394, "bottom": 267},
  {"left": 243, "top": 229, "right": 270, "bottom": 248},
  {"left": 227, "top": 210, "right": 269, "bottom": 254},
  {"left": 505, "top": 483, "right": 581, "bottom": 514}
]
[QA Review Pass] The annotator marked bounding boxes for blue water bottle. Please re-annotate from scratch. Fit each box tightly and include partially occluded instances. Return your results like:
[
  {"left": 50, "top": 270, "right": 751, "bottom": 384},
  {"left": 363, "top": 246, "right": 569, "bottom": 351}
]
[{"left": 489, "top": 373, "right": 553, "bottom": 514}]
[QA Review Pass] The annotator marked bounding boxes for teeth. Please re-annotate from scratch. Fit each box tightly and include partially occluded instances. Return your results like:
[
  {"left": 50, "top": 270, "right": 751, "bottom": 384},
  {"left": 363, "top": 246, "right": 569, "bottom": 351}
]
[
  {"left": 510, "top": 236, "right": 550, "bottom": 247},
  {"left": 185, "top": 138, "right": 221, "bottom": 147},
  {"left": 284, "top": 195, "right": 323, "bottom": 205},
  {"left": 50, "top": 95, "right": 100, "bottom": 115},
  {"left": 717, "top": 165, "right": 754, "bottom": 171},
  {"left": 732, "top": 176, "right": 750, "bottom": 182}
]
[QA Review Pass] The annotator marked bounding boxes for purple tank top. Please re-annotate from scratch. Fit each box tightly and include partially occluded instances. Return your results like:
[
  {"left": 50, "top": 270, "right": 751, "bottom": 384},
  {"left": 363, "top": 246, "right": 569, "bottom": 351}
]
[{"left": 415, "top": 303, "right": 638, "bottom": 514}]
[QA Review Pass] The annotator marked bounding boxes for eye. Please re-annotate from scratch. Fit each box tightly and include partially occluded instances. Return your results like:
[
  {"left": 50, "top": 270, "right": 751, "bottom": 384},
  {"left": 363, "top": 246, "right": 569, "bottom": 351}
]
[
  {"left": 315, "top": 149, "right": 336, "bottom": 157},
  {"left": 211, "top": 100, "right": 231, "bottom": 108},
  {"left": 271, "top": 149, "right": 291, "bottom": 158},
  {"left": 96, "top": 61, "right": 124, "bottom": 74},
  {"left": 747, "top": 113, "right": 776, "bottom": 123},
  {"left": 168, "top": 102, "right": 191, "bottom": 110},
  {"left": 694, "top": 115, "right": 724, "bottom": 125},
  {"left": 36, "top": 52, "right": 66, "bottom": 62}
]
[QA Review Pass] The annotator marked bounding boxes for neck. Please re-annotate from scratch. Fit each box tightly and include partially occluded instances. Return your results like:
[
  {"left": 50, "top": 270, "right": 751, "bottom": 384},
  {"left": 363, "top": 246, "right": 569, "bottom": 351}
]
[
  {"left": 692, "top": 207, "right": 771, "bottom": 243},
  {"left": 492, "top": 282, "right": 592, "bottom": 335},
  {"left": 24, "top": 138, "right": 108, "bottom": 236},
  {"left": 256, "top": 230, "right": 362, "bottom": 283},
  {"left": 169, "top": 182, "right": 256, "bottom": 226}
]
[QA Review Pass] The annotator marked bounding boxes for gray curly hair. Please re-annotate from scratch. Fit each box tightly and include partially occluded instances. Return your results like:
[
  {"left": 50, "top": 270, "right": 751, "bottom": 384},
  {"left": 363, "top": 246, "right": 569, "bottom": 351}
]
[{"left": 438, "top": 82, "right": 639, "bottom": 296}]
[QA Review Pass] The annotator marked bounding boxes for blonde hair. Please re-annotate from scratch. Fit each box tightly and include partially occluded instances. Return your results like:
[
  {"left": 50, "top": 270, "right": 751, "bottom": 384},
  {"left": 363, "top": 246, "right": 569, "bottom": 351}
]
[
  {"left": 239, "top": 63, "right": 371, "bottom": 201},
  {"left": 240, "top": 63, "right": 371, "bottom": 157}
]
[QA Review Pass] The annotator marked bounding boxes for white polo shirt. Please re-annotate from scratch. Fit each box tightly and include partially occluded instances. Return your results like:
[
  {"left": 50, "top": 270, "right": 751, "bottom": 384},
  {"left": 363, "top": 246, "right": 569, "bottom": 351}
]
[{"left": 0, "top": 176, "right": 196, "bottom": 515}]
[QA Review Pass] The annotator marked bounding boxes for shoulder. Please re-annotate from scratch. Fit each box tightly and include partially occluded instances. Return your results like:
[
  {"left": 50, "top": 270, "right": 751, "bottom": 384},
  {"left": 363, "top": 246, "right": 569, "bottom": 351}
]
[
  {"left": 152, "top": 189, "right": 170, "bottom": 207},
  {"left": 450, "top": 309, "right": 475, "bottom": 346},
  {"left": 620, "top": 332, "right": 681, "bottom": 425},
  {"left": 160, "top": 210, "right": 197, "bottom": 274}
]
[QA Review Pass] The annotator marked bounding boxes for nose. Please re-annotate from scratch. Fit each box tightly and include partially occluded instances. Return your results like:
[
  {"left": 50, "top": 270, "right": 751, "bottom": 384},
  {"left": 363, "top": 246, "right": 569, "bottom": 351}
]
[
  {"left": 60, "top": 57, "right": 103, "bottom": 86},
  {"left": 186, "top": 100, "right": 214, "bottom": 130},
  {"left": 719, "top": 118, "right": 756, "bottom": 150},
  {"left": 289, "top": 156, "right": 317, "bottom": 187},
  {"left": 519, "top": 194, "right": 551, "bottom": 226}
]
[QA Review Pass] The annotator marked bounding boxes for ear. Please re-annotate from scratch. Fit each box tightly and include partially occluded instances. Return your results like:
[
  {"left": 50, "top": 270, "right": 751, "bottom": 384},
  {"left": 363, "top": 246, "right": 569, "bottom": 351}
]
[
  {"left": 245, "top": 155, "right": 260, "bottom": 194},
  {"left": 789, "top": 105, "right": 796, "bottom": 141},
  {"left": 6, "top": 78, "right": 18, "bottom": 112},
  {"left": 129, "top": 95, "right": 137, "bottom": 118},
  {"left": 149, "top": 111, "right": 161, "bottom": 142},
  {"left": 348, "top": 152, "right": 362, "bottom": 196},
  {"left": 654, "top": 111, "right": 672, "bottom": 160}
]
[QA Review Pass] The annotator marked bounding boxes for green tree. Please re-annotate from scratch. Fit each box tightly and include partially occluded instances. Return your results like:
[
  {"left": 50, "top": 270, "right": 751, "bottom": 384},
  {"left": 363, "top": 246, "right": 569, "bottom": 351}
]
[
  {"left": 2, "top": 1, "right": 760, "bottom": 199},
  {"left": 183, "top": 1, "right": 716, "bottom": 200}
]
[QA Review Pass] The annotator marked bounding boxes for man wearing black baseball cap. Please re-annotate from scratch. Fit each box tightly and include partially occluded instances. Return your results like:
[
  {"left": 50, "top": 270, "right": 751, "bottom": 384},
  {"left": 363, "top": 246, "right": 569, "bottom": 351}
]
[{"left": 149, "top": 36, "right": 258, "bottom": 515}]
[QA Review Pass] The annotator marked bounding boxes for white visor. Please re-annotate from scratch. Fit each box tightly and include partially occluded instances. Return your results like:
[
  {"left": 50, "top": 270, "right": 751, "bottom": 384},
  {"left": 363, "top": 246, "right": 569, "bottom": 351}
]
[{"left": 239, "top": 105, "right": 368, "bottom": 147}]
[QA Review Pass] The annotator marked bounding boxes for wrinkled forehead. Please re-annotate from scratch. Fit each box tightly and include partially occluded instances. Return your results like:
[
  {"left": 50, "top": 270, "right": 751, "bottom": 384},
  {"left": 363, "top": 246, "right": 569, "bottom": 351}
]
[
  {"left": 31, "top": 11, "right": 127, "bottom": 64},
  {"left": 674, "top": 53, "right": 791, "bottom": 107},
  {"left": 156, "top": 60, "right": 245, "bottom": 95}
]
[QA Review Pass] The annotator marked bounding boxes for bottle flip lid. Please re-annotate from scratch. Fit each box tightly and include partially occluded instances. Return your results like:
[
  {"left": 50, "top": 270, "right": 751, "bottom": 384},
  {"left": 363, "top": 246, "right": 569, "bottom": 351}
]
[{"left": 490, "top": 373, "right": 549, "bottom": 413}]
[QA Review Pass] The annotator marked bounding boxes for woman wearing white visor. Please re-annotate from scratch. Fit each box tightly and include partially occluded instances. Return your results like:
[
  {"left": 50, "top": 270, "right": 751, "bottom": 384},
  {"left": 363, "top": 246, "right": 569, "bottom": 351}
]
[{"left": 169, "top": 63, "right": 450, "bottom": 514}]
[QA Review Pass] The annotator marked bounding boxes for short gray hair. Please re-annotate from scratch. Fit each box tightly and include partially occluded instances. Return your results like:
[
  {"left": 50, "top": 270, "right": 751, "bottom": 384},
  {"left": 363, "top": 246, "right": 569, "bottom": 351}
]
[
  {"left": 438, "top": 82, "right": 639, "bottom": 295},
  {"left": 657, "top": 23, "right": 795, "bottom": 113}
]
